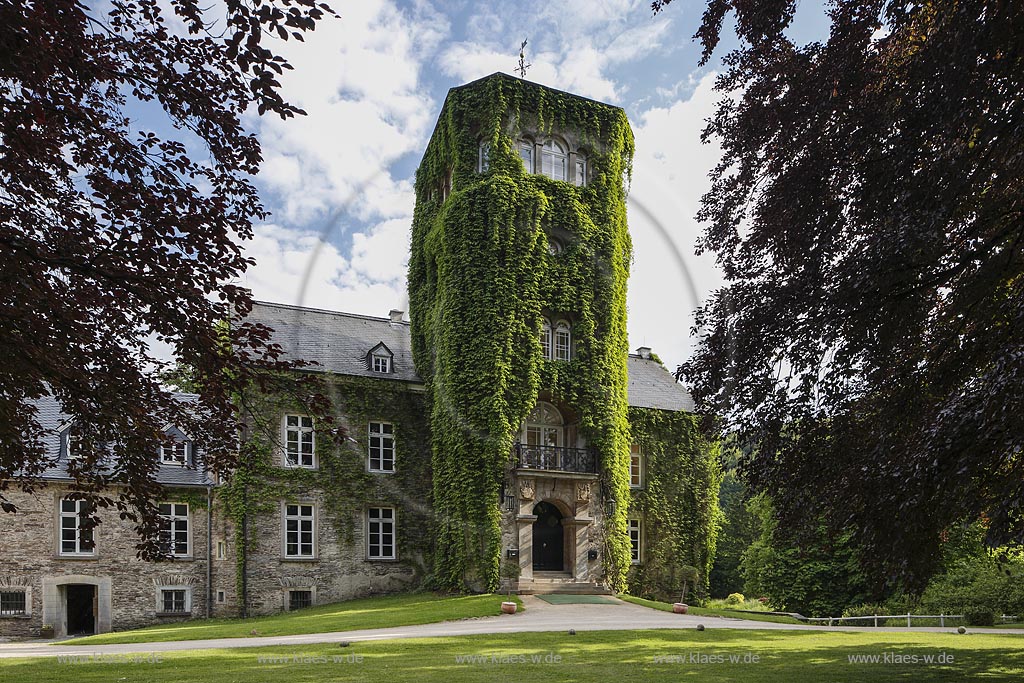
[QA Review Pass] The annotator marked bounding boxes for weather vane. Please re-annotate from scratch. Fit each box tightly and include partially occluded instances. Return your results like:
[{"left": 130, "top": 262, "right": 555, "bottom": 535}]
[{"left": 515, "top": 39, "right": 531, "bottom": 79}]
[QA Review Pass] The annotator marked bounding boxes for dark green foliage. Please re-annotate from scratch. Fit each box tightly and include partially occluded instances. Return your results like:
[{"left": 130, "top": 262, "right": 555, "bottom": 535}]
[
  {"left": 662, "top": 0, "right": 1024, "bottom": 588},
  {"left": 708, "top": 446, "right": 759, "bottom": 597},
  {"left": 918, "top": 523, "right": 1024, "bottom": 619},
  {"left": 409, "top": 74, "right": 634, "bottom": 591},
  {"left": 627, "top": 407, "right": 721, "bottom": 602},
  {"left": 740, "top": 495, "right": 869, "bottom": 617}
]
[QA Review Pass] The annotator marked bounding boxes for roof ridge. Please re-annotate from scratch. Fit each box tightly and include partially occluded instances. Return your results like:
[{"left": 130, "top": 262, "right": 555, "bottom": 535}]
[{"left": 251, "top": 301, "right": 410, "bottom": 326}]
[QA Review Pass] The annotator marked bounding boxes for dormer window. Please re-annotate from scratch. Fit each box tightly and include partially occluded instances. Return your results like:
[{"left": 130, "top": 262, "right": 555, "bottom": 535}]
[
  {"left": 161, "top": 441, "right": 188, "bottom": 466},
  {"left": 368, "top": 342, "right": 394, "bottom": 374}
]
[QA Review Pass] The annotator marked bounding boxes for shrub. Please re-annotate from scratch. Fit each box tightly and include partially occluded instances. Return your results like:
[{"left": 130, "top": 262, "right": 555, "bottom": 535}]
[
  {"left": 964, "top": 608, "right": 997, "bottom": 627},
  {"left": 725, "top": 592, "right": 745, "bottom": 606}
]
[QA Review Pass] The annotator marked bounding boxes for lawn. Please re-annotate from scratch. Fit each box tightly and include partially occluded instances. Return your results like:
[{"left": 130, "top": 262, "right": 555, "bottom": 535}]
[
  {"left": 5, "top": 629, "right": 1023, "bottom": 682},
  {"left": 67, "top": 592, "right": 521, "bottom": 645},
  {"left": 620, "top": 595, "right": 804, "bottom": 625}
]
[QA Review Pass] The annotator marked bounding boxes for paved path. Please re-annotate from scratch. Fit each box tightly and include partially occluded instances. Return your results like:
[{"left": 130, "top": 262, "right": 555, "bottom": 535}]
[{"left": 0, "top": 596, "right": 1020, "bottom": 659}]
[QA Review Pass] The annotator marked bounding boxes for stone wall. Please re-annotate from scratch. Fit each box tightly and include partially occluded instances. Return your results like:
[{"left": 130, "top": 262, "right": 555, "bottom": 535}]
[{"left": 0, "top": 486, "right": 217, "bottom": 638}]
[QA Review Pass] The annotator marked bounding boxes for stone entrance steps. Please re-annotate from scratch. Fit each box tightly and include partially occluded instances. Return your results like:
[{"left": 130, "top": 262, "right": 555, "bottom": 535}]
[{"left": 516, "top": 571, "right": 614, "bottom": 595}]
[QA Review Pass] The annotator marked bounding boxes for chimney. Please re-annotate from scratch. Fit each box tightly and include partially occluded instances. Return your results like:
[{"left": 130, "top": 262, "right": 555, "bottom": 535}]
[
  {"left": 636, "top": 346, "right": 652, "bottom": 360},
  {"left": 389, "top": 309, "right": 404, "bottom": 323}
]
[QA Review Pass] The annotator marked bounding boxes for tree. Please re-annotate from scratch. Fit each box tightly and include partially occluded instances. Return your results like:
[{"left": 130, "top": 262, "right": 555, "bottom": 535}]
[
  {"left": 0, "top": 0, "right": 337, "bottom": 557},
  {"left": 655, "top": 0, "right": 1024, "bottom": 589}
]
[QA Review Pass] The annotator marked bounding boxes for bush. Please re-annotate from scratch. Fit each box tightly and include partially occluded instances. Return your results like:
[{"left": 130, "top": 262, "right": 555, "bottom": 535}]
[
  {"left": 964, "top": 608, "right": 996, "bottom": 627},
  {"left": 725, "top": 593, "right": 745, "bottom": 605}
]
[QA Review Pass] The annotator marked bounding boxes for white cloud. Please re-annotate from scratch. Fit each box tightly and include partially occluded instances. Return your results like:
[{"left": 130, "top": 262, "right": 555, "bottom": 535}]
[{"left": 626, "top": 72, "right": 724, "bottom": 369}]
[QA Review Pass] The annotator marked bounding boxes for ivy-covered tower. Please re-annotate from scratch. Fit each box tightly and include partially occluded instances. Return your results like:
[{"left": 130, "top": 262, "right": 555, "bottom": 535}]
[{"left": 409, "top": 73, "right": 636, "bottom": 592}]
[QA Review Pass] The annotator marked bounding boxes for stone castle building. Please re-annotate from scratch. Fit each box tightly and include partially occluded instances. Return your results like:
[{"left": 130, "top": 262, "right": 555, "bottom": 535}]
[{"left": 0, "top": 74, "right": 719, "bottom": 639}]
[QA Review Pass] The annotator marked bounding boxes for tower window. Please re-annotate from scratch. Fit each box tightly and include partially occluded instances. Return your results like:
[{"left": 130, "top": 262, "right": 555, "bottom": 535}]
[
  {"left": 519, "top": 140, "right": 535, "bottom": 172},
  {"left": 554, "top": 320, "right": 571, "bottom": 361},
  {"left": 479, "top": 141, "right": 490, "bottom": 172},
  {"left": 541, "top": 140, "right": 567, "bottom": 181}
]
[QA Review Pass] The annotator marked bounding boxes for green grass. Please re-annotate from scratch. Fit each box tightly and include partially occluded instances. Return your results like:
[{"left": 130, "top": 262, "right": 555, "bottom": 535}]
[
  {"left": 620, "top": 595, "right": 804, "bottom": 625},
  {"left": 66, "top": 592, "right": 522, "bottom": 645},
  {"left": 5, "top": 629, "right": 1024, "bottom": 681},
  {"left": 705, "top": 597, "right": 773, "bottom": 612}
]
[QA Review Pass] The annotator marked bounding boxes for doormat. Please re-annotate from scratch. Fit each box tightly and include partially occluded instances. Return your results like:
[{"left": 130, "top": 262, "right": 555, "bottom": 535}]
[{"left": 536, "top": 594, "right": 619, "bottom": 605}]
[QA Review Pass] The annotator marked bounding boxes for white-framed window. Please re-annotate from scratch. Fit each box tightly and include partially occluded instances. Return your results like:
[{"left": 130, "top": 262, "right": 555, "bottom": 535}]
[
  {"left": 284, "top": 503, "right": 315, "bottom": 558},
  {"left": 628, "top": 519, "right": 641, "bottom": 564},
  {"left": 630, "top": 444, "right": 643, "bottom": 488},
  {"left": 59, "top": 497, "right": 95, "bottom": 556},
  {"left": 554, "top": 320, "right": 571, "bottom": 361},
  {"left": 372, "top": 352, "right": 392, "bottom": 373},
  {"left": 0, "top": 590, "right": 27, "bottom": 617},
  {"left": 158, "top": 503, "right": 190, "bottom": 557},
  {"left": 478, "top": 141, "right": 490, "bottom": 172},
  {"left": 216, "top": 540, "right": 227, "bottom": 560},
  {"left": 519, "top": 139, "right": 534, "bottom": 172},
  {"left": 368, "top": 422, "right": 395, "bottom": 473},
  {"left": 158, "top": 587, "right": 191, "bottom": 614},
  {"left": 574, "top": 155, "right": 587, "bottom": 186},
  {"left": 65, "top": 429, "right": 84, "bottom": 462},
  {"left": 284, "top": 415, "right": 315, "bottom": 468},
  {"left": 541, "top": 139, "right": 567, "bottom": 181},
  {"left": 367, "top": 507, "right": 396, "bottom": 560},
  {"left": 540, "top": 318, "right": 552, "bottom": 360},
  {"left": 161, "top": 441, "right": 187, "bottom": 465},
  {"left": 522, "top": 402, "right": 563, "bottom": 448},
  {"left": 288, "top": 589, "right": 313, "bottom": 610}
]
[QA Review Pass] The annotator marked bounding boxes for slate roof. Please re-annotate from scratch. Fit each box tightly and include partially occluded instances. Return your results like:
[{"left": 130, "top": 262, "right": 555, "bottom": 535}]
[
  {"left": 246, "top": 301, "right": 420, "bottom": 383},
  {"left": 32, "top": 394, "right": 213, "bottom": 487},
  {"left": 626, "top": 355, "right": 696, "bottom": 412},
  {"left": 247, "top": 302, "right": 696, "bottom": 412}
]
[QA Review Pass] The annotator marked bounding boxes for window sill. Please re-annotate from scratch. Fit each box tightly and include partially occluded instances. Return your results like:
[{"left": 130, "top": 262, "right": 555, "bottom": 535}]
[
  {"left": 155, "top": 611, "right": 192, "bottom": 618},
  {"left": 56, "top": 554, "right": 97, "bottom": 560},
  {"left": 282, "top": 464, "right": 319, "bottom": 471},
  {"left": 367, "top": 469, "right": 396, "bottom": 475},
  {"left": 0, "top": 614, "right": 31, "bottom": 620},
  {"left": 281, "top": 556, "right": 319, "bottom": 563},
  {"left": 365, "top": 557, "right": 399, "bottom": 563}
]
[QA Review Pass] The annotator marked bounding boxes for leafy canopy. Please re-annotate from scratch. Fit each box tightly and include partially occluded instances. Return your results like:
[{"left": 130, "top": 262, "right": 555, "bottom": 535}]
[
  {"left": 657, "top": 0, "right": 1024, "bottom": 588},
  {"left": 0, "top": 0, "right": 336, "bottom": 556}
]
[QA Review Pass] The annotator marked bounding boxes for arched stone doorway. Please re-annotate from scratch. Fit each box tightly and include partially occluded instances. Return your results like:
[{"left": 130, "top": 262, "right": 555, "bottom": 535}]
[{"left": 532, "top": 501, "right": 564, "bottom": 571}]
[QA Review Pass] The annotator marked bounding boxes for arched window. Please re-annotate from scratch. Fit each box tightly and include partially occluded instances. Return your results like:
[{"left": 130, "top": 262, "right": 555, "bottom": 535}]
[
  {"left": 523, "top": 401, "right": 563, "bottom": 447},
  {"left": 541, "top": 139, "right": 567, "bottom": 181},
  {"left": 540, "top": 318, "right": 552, "bottom": 359},
  {"left": 574, "top": 154, "right": 587, "bottom": 187},
  {"left": 554, "top": 320, "right": 571, "bottom": 361},
  {"left": 519, "top": 139, "right": 534, "bottom": 172},
  {"left": 478, "top": 141, "right": 490, "bottom": 172}
]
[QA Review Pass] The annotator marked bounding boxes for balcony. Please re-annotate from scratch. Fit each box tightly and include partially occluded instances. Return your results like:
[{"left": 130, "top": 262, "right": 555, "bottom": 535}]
[{"left": 514, "top": 443, "right": 596, "bottom": 474}]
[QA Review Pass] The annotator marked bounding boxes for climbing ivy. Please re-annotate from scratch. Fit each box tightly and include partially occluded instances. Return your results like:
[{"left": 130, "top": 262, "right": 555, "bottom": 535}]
[
  {"left": 221, "top": 375, "right": 433, "bottom": 610},
  {"left": 627, "top": 406, "right": 722, "bottom": 602},
  {"left": 409, "top": 73, "right": 635, "bottom": 591}
]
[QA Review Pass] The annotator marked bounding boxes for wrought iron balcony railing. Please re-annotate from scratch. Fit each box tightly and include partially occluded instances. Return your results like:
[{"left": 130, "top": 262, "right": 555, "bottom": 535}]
[{"left": 514, "top": 443, "right": 596, "bottom": 474}]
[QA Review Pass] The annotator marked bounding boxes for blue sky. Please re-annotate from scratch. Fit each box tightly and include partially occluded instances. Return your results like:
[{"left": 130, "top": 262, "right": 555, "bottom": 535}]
[{"left": 223, "top": 0, "right": 831, "bottom": 370}]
